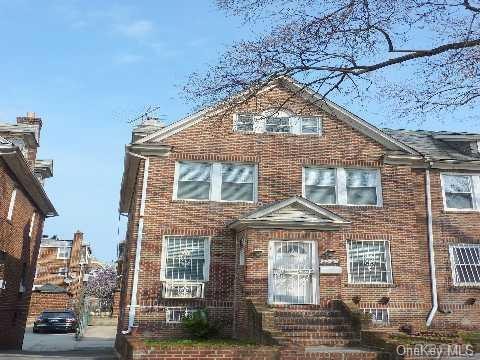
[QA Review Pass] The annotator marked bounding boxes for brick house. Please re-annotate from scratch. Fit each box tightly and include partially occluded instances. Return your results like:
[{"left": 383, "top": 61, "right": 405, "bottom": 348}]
[
  {"left": 0, "top": 112, "right": 57, "bottom": 350},
  {"left": 29, "top": 231, "right": 93, "bottom": 321},
  {"left": 116, "top": 77, "right": 480, "bottom": 352}
]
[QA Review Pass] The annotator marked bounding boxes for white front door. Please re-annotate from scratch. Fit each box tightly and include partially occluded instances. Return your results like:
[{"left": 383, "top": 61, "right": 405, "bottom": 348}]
[{"left": 268, "top": 241, "right": 319, "bottom": 304}]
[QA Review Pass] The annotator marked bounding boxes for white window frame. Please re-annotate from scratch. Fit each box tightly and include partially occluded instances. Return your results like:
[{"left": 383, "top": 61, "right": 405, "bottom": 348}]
[
  {"left": 449, "top": 244, "right": 480, "bottom": 287},
  {"left": 7, "top": 188, "right": 17, "bottom": 221},
  {"left": 303, "top": 167, "right": 383, "bottom": 207},
  {"left": 165, "top": 307, "right": 195, "bottom": 324},
  {"left": 441, "top": 173, "right": 480, "bottom": 212},
  {"left": 29, "top": 212, "right": 36, "bottom": 238},
  {"left": 346, "top": 240, "right": 393, "bottom": 285},
  {"left": 57, "top": 247, "right": 71, "bottom": 260},
  {"left": 233, "top": 113, "right": 255, "bottom": 133},
  {"left": 173, "top": 161, "right": 258, "bottom": 203},
  {"left": 300, "top": 117, "right": 322, "bottom": 135},
  {"left": 363, "top": 308, "right": 389, "bottom": 325},
  {"left": 160, "top": 236, "right": 211, "bottom": 282},
  {"left": 233, "top": 112, "right": 323, "bottom": 136},
  {"left": 58, "top": 267, "right": 68, "bottom": 277}
]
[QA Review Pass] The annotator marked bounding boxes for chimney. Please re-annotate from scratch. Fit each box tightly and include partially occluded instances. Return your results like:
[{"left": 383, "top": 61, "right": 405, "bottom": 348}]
[
  {"left": 17, "top": 112, "right": 42, "bottom": 143},
  {"left": 132, "top": 117, "right": 164, "bottom": 142},
  {"left": 73, "top": 230, "right": 84, "bottom": 245}
]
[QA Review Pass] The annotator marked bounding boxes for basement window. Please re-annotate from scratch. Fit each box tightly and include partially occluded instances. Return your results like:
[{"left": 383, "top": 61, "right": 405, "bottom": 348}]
[
  {"left": 363, "top": 308, "right": 389, "bottom": 324},
  {"left": 346, "top": 240, "right": 393, "bottom": 284},
  {"left": 449, "top": 244, "right": 480, "bottom": 286},
  {"left": 165, "top": 307, "right": 195, "bottom": 323},
  {"left": 161, "top": 236, "right": 210, "bottom": 282}
]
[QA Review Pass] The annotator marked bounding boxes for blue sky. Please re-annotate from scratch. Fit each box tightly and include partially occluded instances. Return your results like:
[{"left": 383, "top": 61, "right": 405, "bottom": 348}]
[{"left": 0, "top": 1, "right": 478, "bottom": 262}]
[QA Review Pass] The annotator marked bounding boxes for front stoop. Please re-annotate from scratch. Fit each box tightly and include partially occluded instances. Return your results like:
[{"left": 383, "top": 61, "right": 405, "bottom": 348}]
[{"left": 253, "top": 303, "right": 385, "bottom": 360}]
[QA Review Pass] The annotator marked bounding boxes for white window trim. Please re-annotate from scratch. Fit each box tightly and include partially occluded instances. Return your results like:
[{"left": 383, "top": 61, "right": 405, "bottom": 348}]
[
  {"left": 173, "top": 161, "right": 258, "bottom": 203},
  {"left": 233, "top": 112, "right": 323, "bottom": 136},
  {"left": 441, "top": 173, "right": 480, "bottom": 212},
  {"left": 346, "top": 240, "right": 393, "bottom": 285},
  {"left": 28, "top": 212, "right": 36, "bottom": 238},
  {"left": 165, "top": 307, "right": 195, "bottom": 324},
  {"left": 7, "top": 188, "right": 17, "bottom": 221},
  {"left": 160, "top": 235, "right": 211, "bottom": 282},
  {"left": 58, "top": 267, "right": 68, "bottom": 277},
  {"left": 302, "top": 167, "right": 383, "bottom": 207},
  {"left": 57, "top": 247, "right": 71, "bottom": 260},
  {"left": 363, "top": 308, "right": 390, "bottom": 325},
  {"left": 449, "top": 243, "right": 480, "bottom": 287}
]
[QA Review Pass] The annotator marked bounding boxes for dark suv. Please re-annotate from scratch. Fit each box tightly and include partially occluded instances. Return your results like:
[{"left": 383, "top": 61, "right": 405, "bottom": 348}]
[{"left": 33, "top": 310, "right": 78, "bottom": 333}]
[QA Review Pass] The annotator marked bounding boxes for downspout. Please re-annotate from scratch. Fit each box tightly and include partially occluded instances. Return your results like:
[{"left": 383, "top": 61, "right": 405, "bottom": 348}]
[
  {"left": 425, "top": 167, "right": 438, "bottom": 327},
  {"left": 122, "top": 151, "right": 150, "bottom": 334}
]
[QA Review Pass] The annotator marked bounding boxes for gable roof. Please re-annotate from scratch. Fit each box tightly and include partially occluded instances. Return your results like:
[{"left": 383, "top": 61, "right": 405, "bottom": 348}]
[
  {"left": 228, "top": 196, "right": 350, "bottom": 231},
  {"left": 135, "top": 76, "right": 418, "bottom": 155},
  {"left": 385, "top": 129, "right": 480, "bottom": 161}
]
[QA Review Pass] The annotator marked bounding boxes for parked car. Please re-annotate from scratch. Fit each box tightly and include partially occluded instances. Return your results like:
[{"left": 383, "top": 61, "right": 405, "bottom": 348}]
[{"left": 33, "top": 310, "right": 77, "bottom": 333}]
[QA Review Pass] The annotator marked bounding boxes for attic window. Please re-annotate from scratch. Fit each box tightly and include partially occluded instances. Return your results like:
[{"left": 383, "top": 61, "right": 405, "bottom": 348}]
[
  {"left": 235, "top": 114, "right": 254, "bottom": 132},
  {"left": 266, "top": 117, "right": 290, "bottom": 133}
]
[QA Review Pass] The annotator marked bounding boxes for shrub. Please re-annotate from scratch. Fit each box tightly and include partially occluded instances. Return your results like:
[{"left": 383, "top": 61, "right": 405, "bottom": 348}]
[{"left": 181, "top": 309, "right": 218, "bottom": 339}]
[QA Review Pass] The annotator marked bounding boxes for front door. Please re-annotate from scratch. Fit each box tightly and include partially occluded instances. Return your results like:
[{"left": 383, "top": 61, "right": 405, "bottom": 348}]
[{"left": 268, "top": 241, "right": 319, "bottom": 304}]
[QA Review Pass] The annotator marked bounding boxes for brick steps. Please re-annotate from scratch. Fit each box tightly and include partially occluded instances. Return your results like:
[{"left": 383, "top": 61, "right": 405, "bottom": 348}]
[{"left": 278, "top": 324, "right": 352, "bottom": 331}]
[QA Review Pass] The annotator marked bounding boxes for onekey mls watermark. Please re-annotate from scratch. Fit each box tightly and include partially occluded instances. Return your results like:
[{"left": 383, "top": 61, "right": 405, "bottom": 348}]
[{"left": 397, "top": 344, "right": 475, "bottom": 358}]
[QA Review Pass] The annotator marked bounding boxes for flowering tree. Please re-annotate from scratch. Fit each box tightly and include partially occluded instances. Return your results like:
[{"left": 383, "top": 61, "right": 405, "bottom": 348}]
[
  {"left": 185, "top": 0, "right": 480, "bottom": 121},
  {"left": 85, "top": 266, "right": 117, "bottom": 312}
]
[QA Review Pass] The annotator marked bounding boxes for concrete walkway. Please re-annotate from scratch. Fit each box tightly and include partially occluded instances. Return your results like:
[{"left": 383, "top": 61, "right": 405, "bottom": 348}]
[{"left": 0, "top": 325, "right": 117, "bottom": 359}]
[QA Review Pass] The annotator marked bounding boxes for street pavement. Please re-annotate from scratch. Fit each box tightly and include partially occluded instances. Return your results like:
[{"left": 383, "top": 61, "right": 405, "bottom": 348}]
[{"left": 0, "top": 325, "right": 117, "bottom": 359}]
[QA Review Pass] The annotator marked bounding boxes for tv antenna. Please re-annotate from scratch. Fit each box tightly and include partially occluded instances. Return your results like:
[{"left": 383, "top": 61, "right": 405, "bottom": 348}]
[{"left": 127, "top": 105, "right": 165, "bottom": 124}]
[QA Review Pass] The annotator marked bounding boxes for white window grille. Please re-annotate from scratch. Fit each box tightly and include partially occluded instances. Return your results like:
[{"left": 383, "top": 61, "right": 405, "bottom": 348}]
[
  {"left": 301, "top": 117, "right": 321, "bottom": 134},
  {"left": 174, "top": 162, "right": 256, "bottom": 203},
  {"left": 363, "top": 308, "right": 389, "bottom": 324},
  {"left": 163, "top": 282, "right": 204, "bottom": 298},
  {"left": 7, "top": 188, "right": 17, "bottom": 221},
  {"left": 161, "top": 236, "right": 210, "bottom": 282},
  {"left": 165, "top": 307, "right": 195, "bottom": 323},
  {"left": 29, "top": 212, "right": 36, "bottom": 238},
  {"left": 304, "top": 167, "right": 382, "bottom": 206},
  {"left": 441, "top": 174, "right": 480, "bottom": 210},
  {"left": 347, "top": 240, "right": 392, "bottom": 284},
  {"left": 57, "top": 247, "right": 71, "bottom": 259},
  {"left": 449, "top": 244, "right": 480, "bottom": 286},
  {"left": 235, "top": 114, "right": 254, "bottom": 132},
  {"left": 265, "top": 117, "right": 290, "bottom": 133}
]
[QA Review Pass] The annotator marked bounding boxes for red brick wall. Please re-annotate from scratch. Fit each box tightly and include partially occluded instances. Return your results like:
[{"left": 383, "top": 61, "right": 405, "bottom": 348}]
[
  {"left": 0, "top": 160, "right": 45, "bottom": 349},
  {"left": 27, "top": 291, "right": 72, "bottom": 323},
  {"left": 118, "top": 83, "right": 480, "bottom": 340}
]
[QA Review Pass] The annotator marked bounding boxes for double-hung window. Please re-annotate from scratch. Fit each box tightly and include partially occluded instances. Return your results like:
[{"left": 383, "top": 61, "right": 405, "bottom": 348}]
[
  {"left": 176, "top": 162, "right": 211, "bottom": 200},
  {"left": 347, "top": 240, "right": 393, "bottom": 284},
  {"left": 265, "top": 117, "right": 290, "bottom": 133},
  {"left": 304, "top": 167, "right": 382, "bottom": 206},
  {"left": 174, "top": 161, "right": 256, "bottom": 202},
  {"left": 57, "top": 247, "right": 71, "bottom": 259},
  {"left": 449, "top": 244, "right": 480, "bottom": 286},
  {"left": 441, "top": 174, "right": 480, "bottom": 210},
  {"left": 161, "top": 236, "right": 210, "bottom": 282}
]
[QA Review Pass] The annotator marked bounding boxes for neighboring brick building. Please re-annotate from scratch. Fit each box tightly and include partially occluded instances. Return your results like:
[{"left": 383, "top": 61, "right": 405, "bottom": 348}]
[
  {"left": 29, "top": 231, "right": 93, "bottom": 320},
  {"left": 0, "top": 112, "right": 57, "bottom": 350},
  {"left": 116, "top": 78, "right": 480, "bottom": 357}
]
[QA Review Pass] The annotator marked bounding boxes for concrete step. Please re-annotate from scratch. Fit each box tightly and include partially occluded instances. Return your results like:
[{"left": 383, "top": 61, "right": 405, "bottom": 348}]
[
  {"left": 279, "top": 324, "right": 353, "bottom": 332},
  {"left": 302, "top": 346, "right": 382, "bottom": 360},
  {"left": 274, "top": 309, "right": 344, "bottom": 318},
  {"left": 275, "top": 317, "right": 351, "bottom": 326},
  {"left": 275, "top": 336, "right": 361, "bottom": 347}
]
